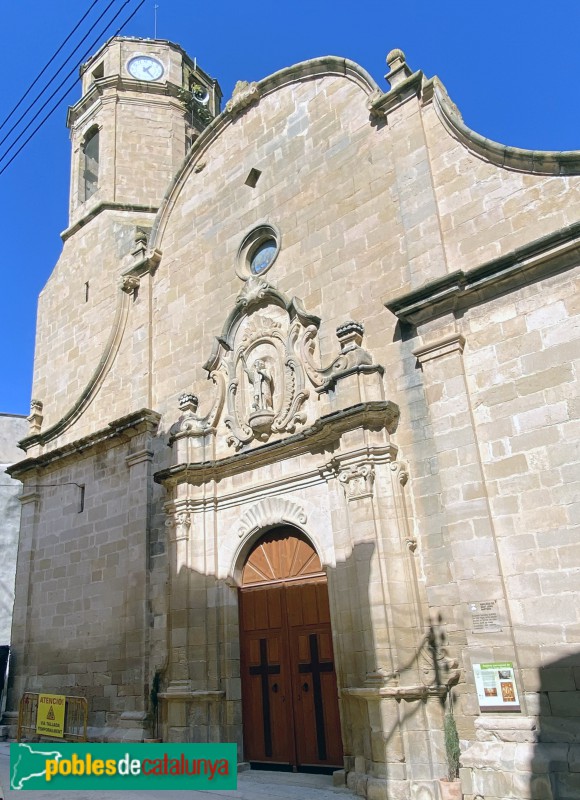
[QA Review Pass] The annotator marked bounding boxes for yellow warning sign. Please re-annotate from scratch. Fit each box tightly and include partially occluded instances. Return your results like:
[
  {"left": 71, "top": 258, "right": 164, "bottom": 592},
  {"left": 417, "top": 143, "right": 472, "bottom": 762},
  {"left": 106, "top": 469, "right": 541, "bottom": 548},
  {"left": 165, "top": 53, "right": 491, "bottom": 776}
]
[{"left": 36, "top": 694, "right": 66, "bottom": 737}]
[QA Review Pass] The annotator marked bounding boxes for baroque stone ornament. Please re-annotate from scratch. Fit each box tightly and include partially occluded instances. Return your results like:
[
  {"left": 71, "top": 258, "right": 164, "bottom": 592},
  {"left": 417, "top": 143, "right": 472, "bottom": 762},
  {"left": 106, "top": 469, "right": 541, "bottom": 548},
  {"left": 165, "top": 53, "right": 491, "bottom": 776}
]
[
  {"left": 167, "top": 279, "right": 398, "bottom": 452},
  {"left": 301, "top": 320, "right": 385, "bottom": 394},
  {"left": 225, "top": 80, "right": 260, "bottom": 116},
  {"left": 339, "top": 463, "right": 375, "bottom": 500},
  {"left": 165, "top": 510, "right": 192, "bottom": 540},
  {"left": 238, "top": 497, "right": 307, "bottom": 538},
  {"left": 119, "top": 275, "right": 140, "bottom": 293},
  {"left": 169, "top": 375, "right": 225, "bottom": 441},
  {"left": 204, "top": 279, "right": 320, "bottom": 450}
]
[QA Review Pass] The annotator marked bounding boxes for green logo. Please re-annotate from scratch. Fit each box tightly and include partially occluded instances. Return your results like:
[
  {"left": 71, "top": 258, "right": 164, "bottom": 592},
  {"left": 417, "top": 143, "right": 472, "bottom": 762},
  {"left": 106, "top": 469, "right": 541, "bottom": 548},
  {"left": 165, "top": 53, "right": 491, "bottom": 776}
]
[{"left": 10, "top": 743, "right": 237, "bottom": 790}]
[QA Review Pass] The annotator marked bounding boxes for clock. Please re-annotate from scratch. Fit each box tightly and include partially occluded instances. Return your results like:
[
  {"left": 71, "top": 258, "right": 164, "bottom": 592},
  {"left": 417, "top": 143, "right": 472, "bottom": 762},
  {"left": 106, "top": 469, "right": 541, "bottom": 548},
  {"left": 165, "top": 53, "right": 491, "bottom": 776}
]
[{"left": 127, "top": 55, "right": 164, "bottom": 81}]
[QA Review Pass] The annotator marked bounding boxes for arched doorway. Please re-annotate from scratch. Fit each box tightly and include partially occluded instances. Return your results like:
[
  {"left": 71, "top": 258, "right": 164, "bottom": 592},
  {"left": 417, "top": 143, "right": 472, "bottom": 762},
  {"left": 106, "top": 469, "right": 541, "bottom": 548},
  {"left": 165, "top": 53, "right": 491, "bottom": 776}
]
[{"left": 239, "top": 526, "right": 343, "bottom": 771}]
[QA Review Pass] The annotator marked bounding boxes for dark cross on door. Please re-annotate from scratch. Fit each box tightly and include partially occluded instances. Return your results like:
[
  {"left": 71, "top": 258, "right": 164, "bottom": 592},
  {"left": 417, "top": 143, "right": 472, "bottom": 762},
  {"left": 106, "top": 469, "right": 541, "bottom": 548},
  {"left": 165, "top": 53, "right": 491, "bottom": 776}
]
[
  {"left": 249, "top": 638, "right": 280, "bottom": 757},
  {"left": 299, "top": 633, "right": 334, "bottom": 760}
]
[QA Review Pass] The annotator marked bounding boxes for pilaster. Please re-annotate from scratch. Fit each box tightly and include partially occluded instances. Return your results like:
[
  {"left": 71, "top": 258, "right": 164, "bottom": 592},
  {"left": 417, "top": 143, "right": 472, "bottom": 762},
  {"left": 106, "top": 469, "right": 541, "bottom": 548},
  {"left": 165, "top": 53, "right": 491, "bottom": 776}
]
[{"left": 413, "top": 327, "right": 526, "bottom": 732}]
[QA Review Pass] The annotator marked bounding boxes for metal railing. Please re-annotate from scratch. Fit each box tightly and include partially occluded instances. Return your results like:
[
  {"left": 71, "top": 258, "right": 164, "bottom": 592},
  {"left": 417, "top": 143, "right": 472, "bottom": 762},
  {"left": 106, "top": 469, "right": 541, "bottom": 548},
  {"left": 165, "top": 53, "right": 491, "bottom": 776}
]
[{"left": 17, "top": 693, "right": 88, "bottom": 742}]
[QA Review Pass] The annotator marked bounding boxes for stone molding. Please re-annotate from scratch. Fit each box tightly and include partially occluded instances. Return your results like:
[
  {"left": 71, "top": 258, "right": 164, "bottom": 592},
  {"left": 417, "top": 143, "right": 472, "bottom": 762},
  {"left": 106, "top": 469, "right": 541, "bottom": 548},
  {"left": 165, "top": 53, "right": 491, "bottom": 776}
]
[
  {"left": 19, "top": 491, "right": 41, "bottom": 506},
  {"left": 386, "top": 220, "right": 580, "bottom": 325},
  {"left": 237, "top": 497, "right": 307, "bottom": 538},
  {"left": 155, "top": 401, "right": 399, "bottom": 487},
  {"left": 66, "top": 74, "right": 190, "bottom": 127},
  {"left": 125, "top": 449, "right": 154, "bottom": 468},
  {"left": 413, "top": 334, "right": 466, "bottom": 365},
  {"left": 342, "top": 679, "right": 458, "bottom": 701},
  {"left": 432, "top": 78, "right": 580, "bottom": 175},
  {"left": 61, "top": 203, "right": 159, "bottom": 241},
  {"left": 158, "top": 690, "right": 224, "bottom": 701},
  {"left": 9, "top": 409, "right": 161, "bottom": 479}
]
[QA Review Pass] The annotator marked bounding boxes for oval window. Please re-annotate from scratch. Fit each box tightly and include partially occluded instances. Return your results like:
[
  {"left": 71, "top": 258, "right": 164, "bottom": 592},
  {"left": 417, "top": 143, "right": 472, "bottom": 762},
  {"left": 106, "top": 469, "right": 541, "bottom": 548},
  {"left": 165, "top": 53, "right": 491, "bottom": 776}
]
[{"left": 250, "top": 239, "right": 277, "bottom": 275}]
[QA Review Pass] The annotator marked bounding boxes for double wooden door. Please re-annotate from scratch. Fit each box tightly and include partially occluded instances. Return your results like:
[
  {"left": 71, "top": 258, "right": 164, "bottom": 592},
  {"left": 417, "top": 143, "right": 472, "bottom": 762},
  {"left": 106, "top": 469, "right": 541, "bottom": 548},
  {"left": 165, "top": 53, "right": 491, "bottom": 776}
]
[{"left": 239, "top": 530, "right": 343, "bottom": 770}]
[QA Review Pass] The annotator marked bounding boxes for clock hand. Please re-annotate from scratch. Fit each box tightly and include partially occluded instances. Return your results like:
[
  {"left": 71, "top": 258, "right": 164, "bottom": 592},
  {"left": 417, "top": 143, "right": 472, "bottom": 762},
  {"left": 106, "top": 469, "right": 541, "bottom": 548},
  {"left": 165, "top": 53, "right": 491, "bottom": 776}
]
[{"left": 143, "top": 63, "right": 152, "bottom": 76}]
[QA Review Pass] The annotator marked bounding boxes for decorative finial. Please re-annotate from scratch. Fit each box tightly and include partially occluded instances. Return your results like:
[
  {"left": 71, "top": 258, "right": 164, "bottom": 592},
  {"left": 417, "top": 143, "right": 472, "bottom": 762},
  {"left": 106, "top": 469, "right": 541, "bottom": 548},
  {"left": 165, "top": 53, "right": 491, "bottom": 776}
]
[
  {"left": 179, "top": 393, "right": 199, "bottom": 413},
  {"left": 386, "top": 49, "right": 406, "bottom": 66},
  {"left": 336, "top": 321, "right": 364, "bottom": 352},
  {"left": 384, "top": 48, "right": 413, "bottom": 89},
  {"left": 28, "top": 399, "right": 44, "bottom": 434}
]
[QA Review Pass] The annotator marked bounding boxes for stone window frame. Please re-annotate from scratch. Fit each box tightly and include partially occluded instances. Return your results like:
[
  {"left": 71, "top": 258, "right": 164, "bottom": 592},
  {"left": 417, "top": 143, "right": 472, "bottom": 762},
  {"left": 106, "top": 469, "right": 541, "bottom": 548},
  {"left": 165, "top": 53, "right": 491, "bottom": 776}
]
[{"left": 235, "top": 222, "right": 281, "bottom": 281}]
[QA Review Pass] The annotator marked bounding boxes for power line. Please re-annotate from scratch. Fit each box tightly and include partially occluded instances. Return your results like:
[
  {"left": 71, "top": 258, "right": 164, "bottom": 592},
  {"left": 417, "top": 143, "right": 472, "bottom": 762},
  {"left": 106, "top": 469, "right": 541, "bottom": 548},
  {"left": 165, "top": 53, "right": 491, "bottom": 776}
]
[
  {"left": 0, "top": 0, "right": 126, "bottom": 158},
  {"left": 0, "top": 0, "right": 103, "bottom": 133},
  {"left": 0, "top": 0, "right": 146, "bottom": 177}
]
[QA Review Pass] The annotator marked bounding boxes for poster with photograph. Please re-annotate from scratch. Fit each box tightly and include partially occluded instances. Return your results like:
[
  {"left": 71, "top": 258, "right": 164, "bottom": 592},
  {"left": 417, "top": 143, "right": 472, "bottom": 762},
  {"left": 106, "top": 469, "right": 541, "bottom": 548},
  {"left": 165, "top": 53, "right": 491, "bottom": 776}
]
[{"left": 473, "top": 662, "right": 520, "bottom": 711}]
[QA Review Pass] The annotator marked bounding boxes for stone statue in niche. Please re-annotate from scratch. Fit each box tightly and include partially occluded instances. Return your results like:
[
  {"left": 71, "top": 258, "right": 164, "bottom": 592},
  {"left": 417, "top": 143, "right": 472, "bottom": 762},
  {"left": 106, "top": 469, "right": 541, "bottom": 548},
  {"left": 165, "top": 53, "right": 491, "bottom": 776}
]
[
  {"left": 241, "top": 352, "right": 276, "bottom": 438},
  {"left": 242, "top": 355, "right": 274, "bottom": 412}
]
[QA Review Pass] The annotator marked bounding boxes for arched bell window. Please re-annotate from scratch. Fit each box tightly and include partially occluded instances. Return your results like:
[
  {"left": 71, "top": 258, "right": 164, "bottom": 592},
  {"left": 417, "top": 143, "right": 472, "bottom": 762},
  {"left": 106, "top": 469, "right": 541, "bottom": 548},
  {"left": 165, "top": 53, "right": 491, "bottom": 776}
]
[{"left": 81, "top": 127, "right": 99, "bottom": 201}]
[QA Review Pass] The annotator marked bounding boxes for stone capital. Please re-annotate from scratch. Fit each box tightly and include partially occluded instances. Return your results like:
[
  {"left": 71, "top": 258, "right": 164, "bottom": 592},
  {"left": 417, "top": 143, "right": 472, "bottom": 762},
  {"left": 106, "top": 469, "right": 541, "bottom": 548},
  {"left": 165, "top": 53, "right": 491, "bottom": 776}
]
[{"left": 413, "top": 333, "right": 465, "bottom": 365}]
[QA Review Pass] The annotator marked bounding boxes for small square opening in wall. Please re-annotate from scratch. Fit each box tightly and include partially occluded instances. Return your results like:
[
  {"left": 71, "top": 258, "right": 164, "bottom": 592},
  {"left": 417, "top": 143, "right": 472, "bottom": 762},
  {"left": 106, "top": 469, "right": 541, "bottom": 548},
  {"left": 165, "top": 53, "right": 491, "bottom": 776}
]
[{"left": 245, "top": 168, "right": 262, "bottom": 188}]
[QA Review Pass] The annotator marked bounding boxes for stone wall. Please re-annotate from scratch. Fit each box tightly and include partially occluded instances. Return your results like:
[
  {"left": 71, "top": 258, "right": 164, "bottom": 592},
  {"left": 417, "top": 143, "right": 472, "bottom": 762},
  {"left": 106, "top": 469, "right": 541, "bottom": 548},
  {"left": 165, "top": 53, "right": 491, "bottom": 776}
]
[
  {"left": 0, "top": 414, "right": 28, "bottom": 644},
  {"left": 6, "top": 40, "right": 580, "bottom": 799}
]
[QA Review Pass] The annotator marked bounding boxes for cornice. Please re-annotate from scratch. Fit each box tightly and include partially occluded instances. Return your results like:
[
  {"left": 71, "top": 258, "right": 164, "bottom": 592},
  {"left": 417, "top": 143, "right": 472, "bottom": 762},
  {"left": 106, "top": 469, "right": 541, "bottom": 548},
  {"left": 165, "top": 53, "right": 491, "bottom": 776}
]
[
  {"left": 61, "top": 203, "right": 158, "bottom": 241},
  {"left": 385, "top": 220, "right": 580, "bottom": 325},
  {"left": 9, "top": 409, "right": 161, "bottom": 479},
  {"left": 149, "top": 55, "right": 380, "bottom": 250},
  {"left": 432, "top": 78, "right": 580, "bottom": 175},
  {"left": 155, "top": 400, "right": 400, "bottom": 487},
  {"left": 366, "top": 70, "right": 424, "bottom": 119},
  {"left": 67, "top": 76, "right": 188, "bottom": 128}
]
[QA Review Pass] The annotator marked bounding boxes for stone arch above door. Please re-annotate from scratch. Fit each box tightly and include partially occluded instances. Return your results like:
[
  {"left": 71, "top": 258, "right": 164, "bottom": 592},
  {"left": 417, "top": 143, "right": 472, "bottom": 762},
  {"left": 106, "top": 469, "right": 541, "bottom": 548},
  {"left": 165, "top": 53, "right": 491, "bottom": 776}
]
[
  {"left": 241, "top": 526, "right": 324, "bottom": 587},
  {"left": 228, "top": 496, "right": 331, "bottom": 585}
]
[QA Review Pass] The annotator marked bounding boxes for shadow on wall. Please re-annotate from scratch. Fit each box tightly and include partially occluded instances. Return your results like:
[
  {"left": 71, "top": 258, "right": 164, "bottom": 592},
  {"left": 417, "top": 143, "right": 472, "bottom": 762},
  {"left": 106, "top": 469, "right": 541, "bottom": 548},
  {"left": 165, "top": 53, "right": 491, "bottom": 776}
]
[
  {"left": 531, "top": 651, "right": 580, "bottom": 800},
  {"left": 161, "top": 533, "right": 454, "bottom": 792}
]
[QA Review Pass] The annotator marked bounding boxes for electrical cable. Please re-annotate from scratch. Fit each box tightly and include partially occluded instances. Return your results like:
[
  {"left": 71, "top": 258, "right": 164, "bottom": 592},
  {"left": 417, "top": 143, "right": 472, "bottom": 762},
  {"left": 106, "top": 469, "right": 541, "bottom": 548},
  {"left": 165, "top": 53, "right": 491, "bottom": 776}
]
[
  {"left": 0, "top": 0, "right": 103, "bottom": 133},
  {"left": 0, "top": 0, "right": 146, "bottom": 176},
  {"left": 0, "top": 0, "right": 125, "bottom": 155}
]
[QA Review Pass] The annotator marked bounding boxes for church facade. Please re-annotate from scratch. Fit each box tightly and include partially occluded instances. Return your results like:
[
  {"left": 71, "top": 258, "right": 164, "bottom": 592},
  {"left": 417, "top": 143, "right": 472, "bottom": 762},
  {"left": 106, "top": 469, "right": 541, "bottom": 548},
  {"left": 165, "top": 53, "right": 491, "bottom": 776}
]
[{"left": 4, "top": 36, "right": 580, "bottom": 800}]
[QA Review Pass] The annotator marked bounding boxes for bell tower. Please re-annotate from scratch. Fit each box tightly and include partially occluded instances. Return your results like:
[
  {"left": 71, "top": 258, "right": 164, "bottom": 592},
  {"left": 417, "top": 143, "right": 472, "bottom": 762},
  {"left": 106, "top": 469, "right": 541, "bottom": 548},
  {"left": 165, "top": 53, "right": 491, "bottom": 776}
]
[{"left": 66, "top": 37, "right": 222, "bottom": 228}]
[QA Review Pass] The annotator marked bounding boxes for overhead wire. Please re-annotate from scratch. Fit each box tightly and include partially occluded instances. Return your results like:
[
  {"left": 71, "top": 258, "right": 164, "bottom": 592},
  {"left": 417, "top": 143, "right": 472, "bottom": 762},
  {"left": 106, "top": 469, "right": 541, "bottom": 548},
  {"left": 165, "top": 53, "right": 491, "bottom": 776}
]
[
  {"left": 0, "top": 0, "right": 130, "bottom": 159},
  {"left": 0, "top": 0, "right": 103, "bottom": 133},
  {"left": 0, "top": 0, "right": 146, "bottom": 176}
]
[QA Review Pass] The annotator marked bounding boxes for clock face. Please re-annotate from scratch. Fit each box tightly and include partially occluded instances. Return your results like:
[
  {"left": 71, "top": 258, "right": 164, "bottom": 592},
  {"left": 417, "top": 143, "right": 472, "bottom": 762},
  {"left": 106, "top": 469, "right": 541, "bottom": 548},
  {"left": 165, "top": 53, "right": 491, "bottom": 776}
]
[{"left": 127, "top": 56, "right": 164, "bottom": 81}]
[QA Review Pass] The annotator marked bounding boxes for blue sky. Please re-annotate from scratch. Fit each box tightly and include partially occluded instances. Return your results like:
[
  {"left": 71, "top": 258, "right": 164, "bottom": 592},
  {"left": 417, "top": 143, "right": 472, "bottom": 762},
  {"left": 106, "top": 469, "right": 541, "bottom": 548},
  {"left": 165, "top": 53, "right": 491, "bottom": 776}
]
[{"left": 0, "top": 0, "right": 579, "bottom": 415}]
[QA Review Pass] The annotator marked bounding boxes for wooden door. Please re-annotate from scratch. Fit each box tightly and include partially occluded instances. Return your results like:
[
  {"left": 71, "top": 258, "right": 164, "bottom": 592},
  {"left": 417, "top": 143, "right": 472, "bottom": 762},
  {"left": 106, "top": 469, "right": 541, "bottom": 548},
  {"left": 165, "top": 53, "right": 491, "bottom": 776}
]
[
  {"left": 239, "top": 586, "right": 295, "bottom": 763},
  {"left": 239, "top": 529, "right": 343, "bottom": 770}
]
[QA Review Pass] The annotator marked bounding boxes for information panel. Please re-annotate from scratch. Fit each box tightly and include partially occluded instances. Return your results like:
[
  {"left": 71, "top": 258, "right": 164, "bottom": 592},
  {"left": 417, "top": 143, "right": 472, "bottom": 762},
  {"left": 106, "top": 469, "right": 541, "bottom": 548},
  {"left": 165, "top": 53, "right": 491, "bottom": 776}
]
[
  {"left": 473, "top": 662, "right": 520, "bottom": 712},
  {"left": 468, "top": 600, "right": 501, "bottom": 633}
]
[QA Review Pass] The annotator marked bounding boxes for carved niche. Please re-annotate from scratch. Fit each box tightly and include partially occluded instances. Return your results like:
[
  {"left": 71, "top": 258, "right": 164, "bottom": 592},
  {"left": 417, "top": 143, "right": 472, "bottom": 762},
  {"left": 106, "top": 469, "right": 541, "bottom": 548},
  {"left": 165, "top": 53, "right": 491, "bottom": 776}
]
[
  {"left": 203, "top": 277, "right": 320, "bottom": 450},
  {"left": 171, "top": 277, "right": 396, "bottom": 454}
]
